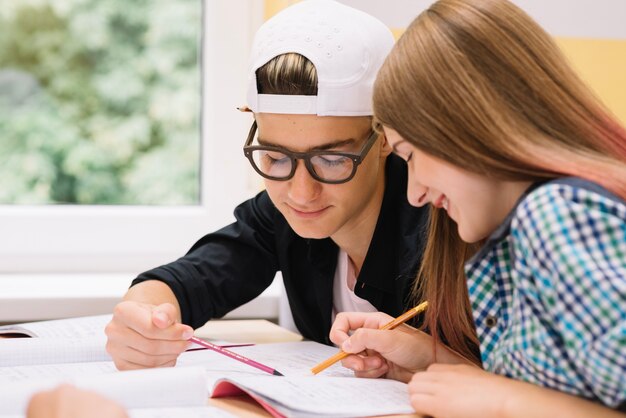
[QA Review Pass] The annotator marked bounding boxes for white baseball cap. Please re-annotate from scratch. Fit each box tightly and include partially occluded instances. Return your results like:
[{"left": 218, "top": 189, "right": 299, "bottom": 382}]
[{"left": 246, "top": 0, "right": 394, "bottom": 116}]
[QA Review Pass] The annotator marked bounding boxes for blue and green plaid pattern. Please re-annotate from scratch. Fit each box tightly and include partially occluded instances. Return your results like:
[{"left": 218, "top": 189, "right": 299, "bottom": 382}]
[{"left": 465, "top": 178, "right": 626, "bottom": 407}]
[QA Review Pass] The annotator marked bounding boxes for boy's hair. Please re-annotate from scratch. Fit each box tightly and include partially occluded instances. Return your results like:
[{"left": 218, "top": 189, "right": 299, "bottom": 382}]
[{"left": 256, "top": 53, "right": 318, "bottom": 96}]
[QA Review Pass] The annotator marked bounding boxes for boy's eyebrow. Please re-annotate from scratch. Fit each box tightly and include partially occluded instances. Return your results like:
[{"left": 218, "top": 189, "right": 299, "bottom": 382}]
[{"left": 257, "top": 137, "right": 357, "bottom": 151}]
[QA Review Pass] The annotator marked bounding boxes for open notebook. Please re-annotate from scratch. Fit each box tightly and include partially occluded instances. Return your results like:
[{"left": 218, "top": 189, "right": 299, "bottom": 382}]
[
  {"left": 212, "top": 376, "right": 412, "bottom": 418},
  {"left": 0, "top": 315, "right": 243, "bottom": 367},
  {"left": 0, "top": 315, "right": 112, "bottom": 366},
  {"left": 0, "top": 316, "right": 415, "bottom": 418},
  {"left": 0, "top": 366, "right": 235, "bottom": 418},
  {"left": 181, "top": 341, "right": 415, "bottom": 418},
  {"left": 0, "top": 316, "right": 238, "bottom": 417}
]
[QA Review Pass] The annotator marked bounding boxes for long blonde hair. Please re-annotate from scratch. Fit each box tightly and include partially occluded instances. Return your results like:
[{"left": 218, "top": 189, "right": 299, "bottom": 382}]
[{"left": 374, "top": 0, "right": 626, "bottom": 364}]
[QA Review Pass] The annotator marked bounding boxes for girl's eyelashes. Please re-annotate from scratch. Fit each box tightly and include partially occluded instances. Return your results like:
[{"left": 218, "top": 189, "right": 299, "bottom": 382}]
[{"left": 391, "top": 146, "right": 412, "bottom": 162}]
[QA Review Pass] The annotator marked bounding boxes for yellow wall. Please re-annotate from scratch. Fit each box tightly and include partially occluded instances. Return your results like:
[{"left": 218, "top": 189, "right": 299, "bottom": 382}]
[
  {"left": 264, "top": 1, "right": 626, "bottom": 124},
  {"left": 264, "top": 0, "right": 300, "bottom": 20},
  {"left": 555, "top": 38, "right": 626, "bottom": 124}
]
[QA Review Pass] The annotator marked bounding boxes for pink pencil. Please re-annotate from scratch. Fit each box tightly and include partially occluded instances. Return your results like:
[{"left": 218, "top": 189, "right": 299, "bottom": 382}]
[{"left": 189, "top": 336, "right": 283, "bottom": 376}]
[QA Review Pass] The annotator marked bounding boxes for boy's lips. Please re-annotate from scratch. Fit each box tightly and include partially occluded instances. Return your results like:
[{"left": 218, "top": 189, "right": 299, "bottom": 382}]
[{"left": 287, "top": 204, "right": 330, "bottom": 218}]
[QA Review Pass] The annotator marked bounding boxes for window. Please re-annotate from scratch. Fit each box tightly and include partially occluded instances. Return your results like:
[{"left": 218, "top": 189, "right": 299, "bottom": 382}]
[
  {"left": 0, "top": 0, "right": 202, "bottom": 205},
  {"left": 0, "top": 1, "right": 264, "bottom": 273}
]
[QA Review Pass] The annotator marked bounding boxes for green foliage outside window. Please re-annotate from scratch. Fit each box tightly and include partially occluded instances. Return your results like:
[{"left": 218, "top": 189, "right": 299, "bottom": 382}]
[{"left": 0, "top": 0, "right": 201, "bottom": 205}]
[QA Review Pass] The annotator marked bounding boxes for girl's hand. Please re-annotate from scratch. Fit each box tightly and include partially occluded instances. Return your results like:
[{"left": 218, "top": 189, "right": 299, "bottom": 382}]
[
  {"left": 329, "top": 311, "right": 437, "bottom": 382},
  {"left": 408, "top": 364, "right": 511, "bottom": 418},
  {"left": 409, "top": 364, "right": 626, "bottom": 418}
]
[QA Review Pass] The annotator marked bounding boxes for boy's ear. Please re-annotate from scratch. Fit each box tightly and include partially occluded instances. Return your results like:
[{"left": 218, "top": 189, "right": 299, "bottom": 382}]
[
  {"left": 379, "top": 132, "right": 393, "bottom": 158},
  {"left": 371, "top": 118, "right": 391, "bottom": 158}
]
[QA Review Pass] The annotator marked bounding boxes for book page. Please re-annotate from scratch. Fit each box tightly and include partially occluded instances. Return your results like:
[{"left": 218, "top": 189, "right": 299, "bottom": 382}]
[
  {"left": 0, "top": 318, "right": 250, "bottom": 367},
  {"left": 178, "top": 341, "right": 352, "bottom": 380},
  {"left": 0, "top": 361, "right": 116, "bottom": 383},
  {"left": 0, "top": 366, "right": 208, "bottom": 415},
  {"left": 0, "top": 314, "right": 111, "bottom": 338},
  {"left": 188, "top": 341, "right": 413, "bottom": 417},
  {"left": 0, "top": 336, "right": 110, "bottom": 367},
  {"left": 231, "top": 342, "right": 352, "bottom": 376},
  {"left": 213, "top": 375, "right": 414, "bottom": 418}
]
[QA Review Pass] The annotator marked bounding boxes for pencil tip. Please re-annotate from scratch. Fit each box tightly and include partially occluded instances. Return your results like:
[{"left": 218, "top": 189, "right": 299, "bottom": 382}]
[{"left": 273, "top": 370, "right": 284, "bottom": 376}]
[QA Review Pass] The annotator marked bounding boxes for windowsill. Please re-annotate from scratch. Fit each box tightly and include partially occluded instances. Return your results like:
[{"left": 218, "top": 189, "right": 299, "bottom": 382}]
[{"left": 0, "top": 273, "right": 281, "bottom": 323}]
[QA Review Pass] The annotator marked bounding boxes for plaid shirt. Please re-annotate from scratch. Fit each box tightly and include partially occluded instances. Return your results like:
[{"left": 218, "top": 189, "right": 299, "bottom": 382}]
[{"left": 465, "top": 178, "right": 626, "bottom": 407}]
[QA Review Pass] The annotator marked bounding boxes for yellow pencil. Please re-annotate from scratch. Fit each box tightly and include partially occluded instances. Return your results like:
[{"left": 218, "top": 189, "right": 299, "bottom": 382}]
[{"left": 311, "top": 301, "right": 429, "bottom": 375}]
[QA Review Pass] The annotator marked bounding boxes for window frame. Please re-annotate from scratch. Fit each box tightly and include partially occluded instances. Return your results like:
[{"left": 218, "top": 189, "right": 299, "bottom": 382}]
[{"left": 0, "top": 1, "right": 265, "bottom": 274}]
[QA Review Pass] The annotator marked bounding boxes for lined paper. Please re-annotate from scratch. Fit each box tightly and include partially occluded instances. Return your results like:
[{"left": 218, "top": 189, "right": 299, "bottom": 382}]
[
  {"left": 232, "top": 342, "right": 353, "bottom": 376},
  {"left": 180, "top": 341, "right": 413, "bottom": 417},
  {"left": 0, "top": 366, "right": 208, "bottom": 415},
  {"left": 0, "top": 321, "right": 411, "bottom": 418},
  {"left": 214, "top": 375, "right": 414, "bottom": 418},
  {"left": 0, "top": 336, "right": 110, "bottom": 367},
  {"left": 178, "top": 341, "right": 353, "bottom": 386},
  {"left": 0, "top": 361, "right": 116, "bottom": 383},
  {"left": 0, "top": 315, "right": 111, "bottom": 338}
]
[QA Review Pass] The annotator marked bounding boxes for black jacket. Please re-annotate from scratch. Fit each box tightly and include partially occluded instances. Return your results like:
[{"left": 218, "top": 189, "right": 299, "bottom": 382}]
[{"left": 132, "top": 154, "right": 429, "bottom": 345}]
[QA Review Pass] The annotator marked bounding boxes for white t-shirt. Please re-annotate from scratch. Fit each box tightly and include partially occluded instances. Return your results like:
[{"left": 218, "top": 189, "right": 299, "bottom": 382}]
[{"left": 331, "top": 249, "right": 377, "bottom": 323}]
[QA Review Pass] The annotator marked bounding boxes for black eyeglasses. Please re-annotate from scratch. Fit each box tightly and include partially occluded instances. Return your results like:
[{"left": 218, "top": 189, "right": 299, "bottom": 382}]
[{"left": 243, "top": 121, "right": 378, "bottom": 184}]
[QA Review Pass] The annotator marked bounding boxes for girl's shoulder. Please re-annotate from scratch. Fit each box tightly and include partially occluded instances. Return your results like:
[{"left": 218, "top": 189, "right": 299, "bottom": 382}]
[
  {"left": 517, "top": 177, "right": 625, "bottom": 219},
  {"left": 467, "top": 177, "right": 624, "bottom": 268},
  {"left": 511, "top": 177, "right": 626, "bottom": 247}
]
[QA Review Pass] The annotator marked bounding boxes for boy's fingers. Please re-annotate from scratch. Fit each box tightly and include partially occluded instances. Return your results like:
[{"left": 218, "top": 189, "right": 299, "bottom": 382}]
[
  {"left": 113, "top": 301, "right": 191, "bottom": 341},
  {"left": 151, "top": 303, "right": 180, "bottom": 329}
]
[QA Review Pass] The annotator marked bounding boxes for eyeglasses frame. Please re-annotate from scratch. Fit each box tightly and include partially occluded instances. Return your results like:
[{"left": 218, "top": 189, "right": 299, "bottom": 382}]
[{"left": 243, "top": 120, "right": 379, "bottom": 184}]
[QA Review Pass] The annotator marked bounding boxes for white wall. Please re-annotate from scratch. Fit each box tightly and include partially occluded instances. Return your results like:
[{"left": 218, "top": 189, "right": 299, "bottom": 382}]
[{"left": 338, "top": 0, "right": 626, "bottom": 38}]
